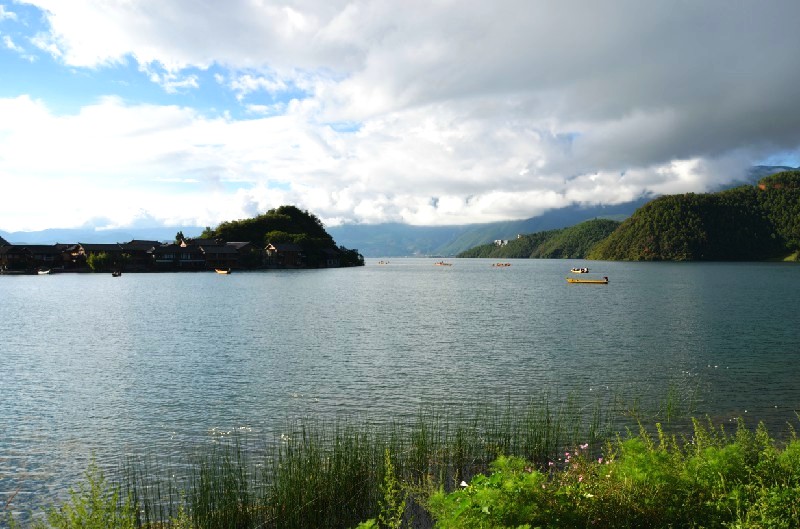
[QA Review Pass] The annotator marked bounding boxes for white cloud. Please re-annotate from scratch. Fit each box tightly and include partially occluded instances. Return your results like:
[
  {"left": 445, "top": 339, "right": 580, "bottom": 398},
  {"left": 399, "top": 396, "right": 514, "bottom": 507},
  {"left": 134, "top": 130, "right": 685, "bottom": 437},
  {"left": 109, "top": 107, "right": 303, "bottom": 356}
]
[
  {"left": 0, "top": 5, "right": 17, "bottom": 20},
  {"left": 3, "top": 34, "right": 23, "bottom": 52},
  {"left": 3, "top": 1, "right": 800, "bottom": 232}
]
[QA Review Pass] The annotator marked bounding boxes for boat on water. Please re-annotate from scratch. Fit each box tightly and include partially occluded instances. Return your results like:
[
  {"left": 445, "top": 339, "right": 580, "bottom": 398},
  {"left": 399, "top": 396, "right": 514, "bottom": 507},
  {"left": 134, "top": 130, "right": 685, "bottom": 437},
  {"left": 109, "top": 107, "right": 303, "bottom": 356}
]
[
  {"left": 37, "top": 269, "right": 51, "bottom": 275},
  {"left": 570, "top": 267, "right": 589, "bottom": 273},
  {"left": 215, "top": 268, "right": 232, "bottom": 274},
  {"left": 566, "top": 276, "right": 608, "bottom": 284},
  {"left": 111, "top": 271, "right": 122, "bottom": 277},
  {"left": 492, "top": 263, "right": 511, "bottom": 267},
  {"left": 434, "top": 261, "right": 452, "bottom": 266}
]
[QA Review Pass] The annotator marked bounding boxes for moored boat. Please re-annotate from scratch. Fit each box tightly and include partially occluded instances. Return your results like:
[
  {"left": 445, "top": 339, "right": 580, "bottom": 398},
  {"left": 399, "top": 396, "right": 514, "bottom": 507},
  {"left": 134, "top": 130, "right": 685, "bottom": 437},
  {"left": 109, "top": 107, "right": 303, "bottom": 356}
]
[
  {"left": 215, "top": 268, "right": 232, "bottom": 274},
  {"left": 37, "top": 268, "right": 51, "bottom": 275},
  {"left": 570, "top": 267, "right": 589, "bottom": 273},
  {"left": 566, "top": 276, "right": 608, "bottom": 284}
]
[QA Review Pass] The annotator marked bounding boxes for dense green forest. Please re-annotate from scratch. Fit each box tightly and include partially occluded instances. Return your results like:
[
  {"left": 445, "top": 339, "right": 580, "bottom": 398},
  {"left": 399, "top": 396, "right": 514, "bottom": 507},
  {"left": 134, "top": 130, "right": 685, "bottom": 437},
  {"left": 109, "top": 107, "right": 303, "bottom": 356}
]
[
  {"left": 457, "top": 219, "right": 621, "bottom": 259},
  {"left": 459, "top": 171, "right": 800, "bottom": 262},
  {"left": 201, "top": 205, "right": 364, "bottom": 267},
  {"left": 588, "top": 171, "right": 800, "bottom": 261}
]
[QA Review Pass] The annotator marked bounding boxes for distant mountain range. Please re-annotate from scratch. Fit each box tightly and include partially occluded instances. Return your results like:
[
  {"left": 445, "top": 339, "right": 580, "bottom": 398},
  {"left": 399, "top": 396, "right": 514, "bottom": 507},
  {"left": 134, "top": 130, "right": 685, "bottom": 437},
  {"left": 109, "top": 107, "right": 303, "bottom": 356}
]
[
  {"left": 327, "top": 199, "right": 649, "bottom": 257},
  {"left": 3, "top": 166, "right": 793, "bottom": 257},
  {"left": 0, "top": 226, "right": 205, "bottom": 246}
]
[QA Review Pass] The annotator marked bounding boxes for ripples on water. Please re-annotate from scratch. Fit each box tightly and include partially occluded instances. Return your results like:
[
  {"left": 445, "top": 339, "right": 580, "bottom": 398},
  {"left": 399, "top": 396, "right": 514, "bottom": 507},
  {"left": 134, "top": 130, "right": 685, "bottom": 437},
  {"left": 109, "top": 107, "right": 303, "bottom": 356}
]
[{"left": 1, "top": 259, "right": 799, "bottom": 512}]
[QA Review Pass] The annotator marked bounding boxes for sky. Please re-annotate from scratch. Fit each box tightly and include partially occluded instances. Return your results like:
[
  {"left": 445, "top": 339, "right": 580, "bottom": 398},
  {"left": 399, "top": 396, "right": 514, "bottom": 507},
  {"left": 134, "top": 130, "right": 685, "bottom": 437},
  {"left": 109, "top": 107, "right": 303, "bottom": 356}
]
[{"left": 1, "top": 1, "right": 800, "bottom": 233}]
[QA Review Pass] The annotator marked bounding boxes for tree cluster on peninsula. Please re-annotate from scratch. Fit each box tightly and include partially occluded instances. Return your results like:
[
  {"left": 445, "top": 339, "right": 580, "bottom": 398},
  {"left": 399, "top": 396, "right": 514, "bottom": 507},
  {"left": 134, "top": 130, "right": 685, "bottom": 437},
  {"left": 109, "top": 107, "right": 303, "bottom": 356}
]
[
  {"left": 458, "top": 170, "right": 800, "bottom": 261},
  {"left": 200, "top": 205, "right": 364, "bottom": 267}
]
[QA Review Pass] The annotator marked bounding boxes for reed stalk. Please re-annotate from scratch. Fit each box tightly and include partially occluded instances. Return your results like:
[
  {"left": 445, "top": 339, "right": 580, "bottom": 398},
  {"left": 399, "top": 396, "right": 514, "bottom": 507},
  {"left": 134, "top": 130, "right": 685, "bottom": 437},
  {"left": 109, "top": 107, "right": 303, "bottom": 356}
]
[{"left": 117, "top": 397, "right": 614, "bottom": 528}]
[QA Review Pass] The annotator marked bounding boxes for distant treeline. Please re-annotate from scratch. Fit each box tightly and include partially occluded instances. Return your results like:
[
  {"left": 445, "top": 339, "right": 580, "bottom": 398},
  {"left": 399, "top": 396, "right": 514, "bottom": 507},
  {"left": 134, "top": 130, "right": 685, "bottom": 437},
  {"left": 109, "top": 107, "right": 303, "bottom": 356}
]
[
  {"left": 459, "top": 170, "right": 800, "bottom": 261},
  {"left": 457, "top": 219, "right": 620, "bottom": 259}
]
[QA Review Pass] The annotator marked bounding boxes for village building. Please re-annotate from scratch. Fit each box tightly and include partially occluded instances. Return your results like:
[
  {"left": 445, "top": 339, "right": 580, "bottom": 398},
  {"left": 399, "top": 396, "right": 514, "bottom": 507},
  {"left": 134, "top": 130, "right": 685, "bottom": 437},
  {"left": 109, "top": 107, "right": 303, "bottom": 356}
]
[
  {"left": 265, "top": 243, "right": 303, "bottom": 267},
  {"left": 1, "top": 236, "right": 359, "bottom": 273}
]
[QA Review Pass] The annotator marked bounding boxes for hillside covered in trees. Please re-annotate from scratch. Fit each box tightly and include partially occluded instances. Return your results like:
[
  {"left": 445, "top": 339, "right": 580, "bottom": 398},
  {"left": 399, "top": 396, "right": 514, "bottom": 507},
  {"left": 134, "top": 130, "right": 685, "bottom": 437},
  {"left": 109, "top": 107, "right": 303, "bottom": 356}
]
[
  {"left": 458, "top": 170, "right": 800, "bottom": 262},
  {"left": 201, "top": 205, "right": 364, "bottom": 267},
  {"left": 457, "top": 219, "right": 621, "bottom": 259},
  {"left": 588, "top": 171, "right": 800, "bottom": 261}
]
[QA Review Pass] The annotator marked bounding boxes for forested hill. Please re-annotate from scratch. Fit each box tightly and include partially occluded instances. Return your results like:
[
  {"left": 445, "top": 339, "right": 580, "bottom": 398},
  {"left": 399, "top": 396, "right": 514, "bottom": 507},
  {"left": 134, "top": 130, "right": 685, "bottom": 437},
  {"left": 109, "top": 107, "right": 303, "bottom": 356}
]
[
  {"left": 587, "top": 171, "right": 800, "bottom": 261},
  {"left": 202, "top": 205, "right": 364, "bottom": 266},
  {"left": 457, "top": 219, "right": 621, "bottom": 259}
]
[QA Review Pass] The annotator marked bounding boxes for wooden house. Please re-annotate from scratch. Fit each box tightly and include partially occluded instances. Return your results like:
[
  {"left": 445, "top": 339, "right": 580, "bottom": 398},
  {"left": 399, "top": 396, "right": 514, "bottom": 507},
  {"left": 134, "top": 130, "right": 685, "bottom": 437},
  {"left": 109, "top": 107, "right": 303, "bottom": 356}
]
[
  {"left": 120, "top": 240, "right": 161, "bottom": 271},
  {"left": 0, "top": 244, "right": 68, "bottom": 271},
  {"left": 265, "top": 243, "right": 304, "bottom": 267}
]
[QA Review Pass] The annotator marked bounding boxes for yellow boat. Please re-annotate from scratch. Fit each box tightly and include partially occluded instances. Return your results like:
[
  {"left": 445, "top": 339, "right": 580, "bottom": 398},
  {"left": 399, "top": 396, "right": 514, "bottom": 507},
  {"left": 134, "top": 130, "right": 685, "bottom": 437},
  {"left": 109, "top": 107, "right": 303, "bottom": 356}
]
[{"left": 566, "top": 276, "right": 608, "bottom": 284}]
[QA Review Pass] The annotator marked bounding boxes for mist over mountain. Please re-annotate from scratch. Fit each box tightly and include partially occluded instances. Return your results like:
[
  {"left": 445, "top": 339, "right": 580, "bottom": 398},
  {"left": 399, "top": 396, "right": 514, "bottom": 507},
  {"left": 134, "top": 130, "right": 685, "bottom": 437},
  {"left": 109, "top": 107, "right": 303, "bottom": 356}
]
[
  {"left": 3, "top": 166, "right": 793, "bottom": 257},
  {"left": 328, "top": 199, "right": 649, "bottom": 257}
]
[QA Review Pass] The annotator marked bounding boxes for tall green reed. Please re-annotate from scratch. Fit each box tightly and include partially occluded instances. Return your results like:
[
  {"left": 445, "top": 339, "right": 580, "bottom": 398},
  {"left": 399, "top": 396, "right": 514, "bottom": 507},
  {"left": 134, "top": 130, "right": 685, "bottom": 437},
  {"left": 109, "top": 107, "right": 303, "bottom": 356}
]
[{"left": 120, "top": 396, "right": 613, "bottom": 528}]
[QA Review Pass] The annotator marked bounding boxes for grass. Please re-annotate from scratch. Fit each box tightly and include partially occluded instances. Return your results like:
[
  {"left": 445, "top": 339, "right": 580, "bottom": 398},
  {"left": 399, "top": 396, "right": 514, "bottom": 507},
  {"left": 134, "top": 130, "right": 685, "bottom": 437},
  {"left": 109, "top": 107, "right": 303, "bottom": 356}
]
[
  {"left": 127, "top": 397, "right": 609, "bottom": 528},
  {"left": 428, "top": 417, "right": 800, "bottom": 528},
  {"left": 9, "top": 395, "right": 799, "bottom": 528},
  {"left": 6, "top": 396, "right": 611, "bottom": 528}
]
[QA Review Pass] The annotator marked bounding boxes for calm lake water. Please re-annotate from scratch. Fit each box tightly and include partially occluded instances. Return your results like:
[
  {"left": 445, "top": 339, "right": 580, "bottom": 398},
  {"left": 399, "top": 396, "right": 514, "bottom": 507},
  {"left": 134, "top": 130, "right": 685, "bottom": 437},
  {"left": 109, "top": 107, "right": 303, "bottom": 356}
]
[{"left": 2, "top": 259, "right": 800, "bottom": 513}]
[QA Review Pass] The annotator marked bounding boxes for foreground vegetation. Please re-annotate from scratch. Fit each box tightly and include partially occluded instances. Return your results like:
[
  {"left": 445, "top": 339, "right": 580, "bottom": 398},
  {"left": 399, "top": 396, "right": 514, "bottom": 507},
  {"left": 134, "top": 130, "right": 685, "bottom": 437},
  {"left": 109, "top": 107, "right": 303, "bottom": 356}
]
[
  {"left": 426, "top": 419, "right": 800, "bottom": 528},
  {"left": 6, "top": 403, "right": 800, "bottom": 528}
]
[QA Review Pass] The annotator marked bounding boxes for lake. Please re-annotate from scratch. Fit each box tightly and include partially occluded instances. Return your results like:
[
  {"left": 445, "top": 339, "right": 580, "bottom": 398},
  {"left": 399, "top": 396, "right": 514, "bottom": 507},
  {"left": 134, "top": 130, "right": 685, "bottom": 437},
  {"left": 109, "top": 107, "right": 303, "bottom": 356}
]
[{"left": 1, "top": 259, "right": 799, "bottom": 513}]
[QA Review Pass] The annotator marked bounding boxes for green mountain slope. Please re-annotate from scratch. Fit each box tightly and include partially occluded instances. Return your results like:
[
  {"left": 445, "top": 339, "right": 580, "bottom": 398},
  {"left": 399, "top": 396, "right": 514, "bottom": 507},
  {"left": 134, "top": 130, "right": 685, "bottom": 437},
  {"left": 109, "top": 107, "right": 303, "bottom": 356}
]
[
  {"left": 457, "top": 219, "right": 620, "bottom": 259},
  {"left": 587, "top": 171, "right": 800, "bottom": 261}
]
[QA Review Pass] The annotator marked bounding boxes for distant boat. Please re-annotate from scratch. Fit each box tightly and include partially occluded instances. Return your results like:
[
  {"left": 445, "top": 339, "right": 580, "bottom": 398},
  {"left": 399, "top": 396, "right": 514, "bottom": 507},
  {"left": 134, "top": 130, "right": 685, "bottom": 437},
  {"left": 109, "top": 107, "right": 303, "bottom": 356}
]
[
  {"left": 215, "top": 268, "right": 231, "bottom": 274},
  {"left": 492, "top": 263, "right": 511, "bottom": 267},
  {"left": 37, "top": 269, "right": 51, "bottom": 275},
  {"left": 111, "top": 271, "right": 122, "bottom": 277},
  {"left": 566, "top": 276, "right": 608, "bottom": 284},
  {"left": 570, "top": 267, "right": 589, "bottom": 273},
  {"left": 434, "top": 261, "right": 452, "bottom": 266}
]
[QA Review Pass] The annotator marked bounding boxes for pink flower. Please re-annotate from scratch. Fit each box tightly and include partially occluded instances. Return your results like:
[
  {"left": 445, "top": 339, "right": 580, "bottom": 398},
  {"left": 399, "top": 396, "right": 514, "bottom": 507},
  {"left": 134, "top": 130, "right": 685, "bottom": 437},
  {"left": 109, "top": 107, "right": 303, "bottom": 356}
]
[
  {"left": 597, "top": 457, "right": 603, "bottom": 464},
  {"left": 578, "top": 475, "right": 584, "bottom": 482},
  {"left": 580, "top": 443, "right": 589, "bottom": 450}
]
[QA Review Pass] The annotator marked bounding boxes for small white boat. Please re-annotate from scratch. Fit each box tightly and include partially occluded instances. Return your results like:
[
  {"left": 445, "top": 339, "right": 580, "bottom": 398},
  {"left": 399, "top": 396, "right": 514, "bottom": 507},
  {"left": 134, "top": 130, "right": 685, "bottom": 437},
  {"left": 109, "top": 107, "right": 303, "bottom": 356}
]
[
  {"left": 570, "top": 267, "right": 589, "bottom": 273},
  {"left": 37, "top": 269, "right": 51, "bottom": 275}
]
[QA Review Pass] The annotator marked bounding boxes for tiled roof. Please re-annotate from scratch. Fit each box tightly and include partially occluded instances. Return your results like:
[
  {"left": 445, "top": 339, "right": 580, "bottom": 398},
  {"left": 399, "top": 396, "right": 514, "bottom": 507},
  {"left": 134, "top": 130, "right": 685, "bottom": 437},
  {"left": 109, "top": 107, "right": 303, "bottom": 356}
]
[
  {"left": 14, "top": 244, "right": 66, "bottom": 255},
  {"left": 267, "top": 243, "right": 302, "bottom": 252},
  {"left": 201, "top": 245, "right": 239, "bottom": 255},
  {"left": 226, "top": 241, "right": 253, "bottom": 250},
  {"left": 122, "top": 240, "right": 161, "bottom": 250},
  {"left": 78, "top": 243, "right": 124, "bottom": 252},
  {"left": 184, "top": 238, "right": 224, "bottom": 247}
]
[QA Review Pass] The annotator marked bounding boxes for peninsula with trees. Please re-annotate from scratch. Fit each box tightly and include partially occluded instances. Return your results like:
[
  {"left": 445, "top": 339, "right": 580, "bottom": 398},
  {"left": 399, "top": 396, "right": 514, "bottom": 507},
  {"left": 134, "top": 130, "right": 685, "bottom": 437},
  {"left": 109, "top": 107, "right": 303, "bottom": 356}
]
[
  {"left": 458, "top": 170, "right": 800, "bottom": 261},
  {"left": 0, "top": 205, "right": 364, "bottom": 273}
]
